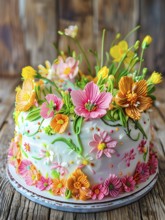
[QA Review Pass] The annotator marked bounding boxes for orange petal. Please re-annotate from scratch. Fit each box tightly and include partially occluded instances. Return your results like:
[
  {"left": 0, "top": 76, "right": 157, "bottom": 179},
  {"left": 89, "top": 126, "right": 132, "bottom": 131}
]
[
  {"left": 138, "top": 96, "right": 152, "bottom": 112},
  {"left": 119, "top": 76, "right": 134, "bottom": 95},
  {"left": 115, "top": 92, "right": 128, "bottom": 107},
  {"left": 133, "top": 80, "right": 147, "bottom": 96},
  {"left": 125, "top": 106, "right": 141, "bottom": 120}
]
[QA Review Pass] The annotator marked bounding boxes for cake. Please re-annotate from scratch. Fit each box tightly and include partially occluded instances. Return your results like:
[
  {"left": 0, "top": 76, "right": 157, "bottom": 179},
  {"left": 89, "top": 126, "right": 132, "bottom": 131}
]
[{"left": 7, "top": 26, "right": 161, "bottom": 210}]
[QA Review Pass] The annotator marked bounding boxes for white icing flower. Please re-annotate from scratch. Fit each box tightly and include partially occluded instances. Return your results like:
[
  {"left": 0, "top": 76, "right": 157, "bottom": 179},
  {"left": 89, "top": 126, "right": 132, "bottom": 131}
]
[{"left": 77, "top": 154, "right": 95, "bottom": 174}]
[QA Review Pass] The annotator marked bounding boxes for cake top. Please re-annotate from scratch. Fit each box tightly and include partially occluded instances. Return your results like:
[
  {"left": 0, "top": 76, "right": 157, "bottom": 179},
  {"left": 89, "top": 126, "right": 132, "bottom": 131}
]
[{"left": 14, "top": 25, "right": 162, "bottom": 136}]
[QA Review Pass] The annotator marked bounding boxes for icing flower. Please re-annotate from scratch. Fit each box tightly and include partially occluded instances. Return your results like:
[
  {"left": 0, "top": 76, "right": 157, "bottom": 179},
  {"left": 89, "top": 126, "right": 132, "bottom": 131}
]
[
  {"left": 115, "top": 76, "right": 152, "bottom": 120},
  {"left": 18, "top": 160, "right": 35, "bottom": 177},
  {"left": 67, "top": 169, "right": 91, "bottom": 200},
  {"left": 39, "top": 149, "right": 54, "bottom": 164},
  {"left": 147, "top": 71, "right": 162, "bottom": 85},
  {"left": 133, "top": 162, "right": 149, "bottom": 184},
  {"left": 148, "top": 154, "right": 158, "bottom": 175},
  {"left": 121, "top": 176, "right": 136, "bottom": 192},
  {"left": 36, "top": 176, "right": 52, "bottom": 191},
  {"left": 122, "top": 149, "right": 136, "bottom": 167},
  {"left": 38, "top": 60, "right": 56, "bottom": 80},
  {"left": 51, "top": 161, "right": 68, "bottom": 176},
  {"left": 40, "top": 94, "right": 63, "bottom": 119},
  {"left": 52, "top": 178, "right": 66, "bottom": 196},
  {"left": 110, "top": 40, "right": 134, "bottom": 64},
  {"left": 21, "top": 66, "right": 36, "bottom": 79},
  {"left": 103, "top": 174, "right": 122, "bottom": 197},
  {"left": 53, "top": 56, "right": 79, "bottom": 81},
  {"left": 138, "top": 139, "right": 147, "bottom": 154},
  {"left": 64, "top": 25, "right": 78, "bottom": 38},
  {"left": 77, "top": 154, "right": 95, "bottom": 174},
  {"left": 15, "top": 79, "right": 36, "bottom": 112},
  {"left": 50, "top": 114, "right": 69, "bottom": 134},
  {"left": 71, "top": 82, "right": 112, "bottom": 119},
  {"left": 8, "top": 139, "right": 22, "bottom": 171},
  {"left": 91, "top": 184, "right": 106, "bottom": 200},
  {"left": 24, "top": 168, "right": 41, "bottom": 186},
  {"left": 89, "top": 131, "right": 117, "bottom": 159}
]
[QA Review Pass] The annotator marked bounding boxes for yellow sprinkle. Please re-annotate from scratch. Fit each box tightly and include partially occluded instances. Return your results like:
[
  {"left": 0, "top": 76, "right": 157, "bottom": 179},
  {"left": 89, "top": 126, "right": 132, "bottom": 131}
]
[
  {"left": 116, "top": 127, "right": 119, "bottom": 131},
  {"left": 70, "top": 160, "right": 74, "bottom": 164},
  {"left": 118, "top": 171, "right": 123, "bottom": 177},
  {"left": 120, "top": 142, "right": 123, "bottom": 145}
]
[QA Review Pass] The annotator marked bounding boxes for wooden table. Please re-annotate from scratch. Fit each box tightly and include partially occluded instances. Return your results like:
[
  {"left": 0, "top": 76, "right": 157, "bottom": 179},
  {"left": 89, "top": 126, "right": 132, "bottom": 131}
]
[{"left": 0, "top": 77, "right": 165, "bottom": 220}]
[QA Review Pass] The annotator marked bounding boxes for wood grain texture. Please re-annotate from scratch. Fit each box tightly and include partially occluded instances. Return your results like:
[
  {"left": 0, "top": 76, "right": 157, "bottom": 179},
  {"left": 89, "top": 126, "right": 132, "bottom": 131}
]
[
  {"left": 0, "top": 0, "right": 28, "bottom": 76},
  {"left": 0, "top": 78, "right": 165, "bottom": 219}
]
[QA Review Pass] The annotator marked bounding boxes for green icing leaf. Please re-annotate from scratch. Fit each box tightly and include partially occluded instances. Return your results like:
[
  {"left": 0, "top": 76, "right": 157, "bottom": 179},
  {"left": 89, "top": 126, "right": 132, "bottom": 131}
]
[
  {"left": 73, "top": 116, "right": 84, "bottom": 134},
  {"left": 26, "top": 107, "right": 41, "bottom": 122},
  {"left": 31, "top": 156, "right": 42, "bottom": 160},
  {"left": 44, "top": 125, "right": 55, "bottom": 135},
  {"left": 21, "top": 147, "right": 28, "bottom": 158},
  {"left": 134, "top": 120, "right": 147, "bottom": 139},
  {"left": 143, "top": 148, "right": 148, "bottom": 161},
  {"left": 65, "top": 189, "right": 72, "bottom": 199},
  {"left": 51, "top": 170, "right": 60, "bottom": 179}
]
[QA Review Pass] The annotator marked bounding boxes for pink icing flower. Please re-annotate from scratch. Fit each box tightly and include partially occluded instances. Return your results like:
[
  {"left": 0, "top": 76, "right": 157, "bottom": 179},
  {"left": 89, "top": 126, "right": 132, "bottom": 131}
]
[
  {"left": 133, "top": 162, "right": 149, "bottom": 184},
  {"left": 18, "top": 160, "right": 33, "bottom": 177},
  {"left": 51, "top": 162, "right": 68, "bottom": 176},
  {"left": 122, "top": 149, "right": 136, "bottom": 167},
  {"left": 40, "top": 94, "right": 63, "bottom": 119},
  {"left": 138, "top": 139, "right": 147, "bottom": 154},
  {"left": 36, "top": 176, "right": 52, "bottom": 191},
  {"left": 53, "top": 56, "right": 79, "bottom": 80},
  {"left": 24, "top": 169, "right": 40, "bottom": 186},
  {"left": 91, "top": 184, "right": 106, "bottom": 200},
  {"left": 89, "top": 131, "right": 117, "bottom": 159},
  {"left": 121, "top": 176, "right": 136, "bottom": 192},
  {"left": 103, "top": 174, "right": 122, "bottom": 197},
  {"left": 148, "top": 154, "right": 158, "bottom": 175},
  {"left": 71, "top": 82, "right": 112, "bottom": 119},
  {"left": 8, "top": 140, "right": 21, "bottom": 169}
]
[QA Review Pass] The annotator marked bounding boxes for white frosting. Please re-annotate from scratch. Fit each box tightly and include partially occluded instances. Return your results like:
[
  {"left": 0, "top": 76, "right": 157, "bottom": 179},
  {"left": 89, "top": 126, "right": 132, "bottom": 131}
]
[{"left": 16, "top": 112, "right": 151, "bottom": 185}]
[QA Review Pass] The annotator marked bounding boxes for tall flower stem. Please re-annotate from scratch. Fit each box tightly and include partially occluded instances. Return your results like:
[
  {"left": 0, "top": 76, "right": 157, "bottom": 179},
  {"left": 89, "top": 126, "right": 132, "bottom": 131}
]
[
  {"left": 137, "top": 48, "right": 145, "bottom": 76},
  {"left": 101, "top": 29, "right": 106, "bottom": 67},
  {"left": 124, "top": 25, "right": 140, "bottom": 40},
  {"left": 74, "top": 39, "right": 92, "bottom": 75}
]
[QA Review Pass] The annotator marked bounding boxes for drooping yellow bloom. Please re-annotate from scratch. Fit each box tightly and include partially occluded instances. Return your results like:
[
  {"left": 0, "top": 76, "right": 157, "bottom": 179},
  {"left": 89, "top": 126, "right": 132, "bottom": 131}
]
[
  {"left": 97, "top": 66, "right": 109, "bottom": 79},
  {"left": 15, "top": 79, "right": 36, "bottom": 111},
  {"left": 22, "top": 66, "right": 36, "bottom": 79},
  {"left": 147, "top": 72, "right": 162, "bottom": 84},
  {"left": 110, "top": 40, "right": 134, "bottom": 64}
]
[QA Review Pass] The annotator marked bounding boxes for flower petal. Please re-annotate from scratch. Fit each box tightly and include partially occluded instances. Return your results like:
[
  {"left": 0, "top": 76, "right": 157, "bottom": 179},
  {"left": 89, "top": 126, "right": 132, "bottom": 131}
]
[
  {"left": 125, "top": 106, "right": 141, "bottom": 120},
  {"left": 96, "top": 92, "right": 112, "bottom": 109},
  {"left": 84, "top": 82, "right": 100, "bottom": 103},
  {"left": 134, "top": 80, "right": 147, "bottom": 96},
  {"left": 119, "top": 76, "right": 133, "bottom": 95}
]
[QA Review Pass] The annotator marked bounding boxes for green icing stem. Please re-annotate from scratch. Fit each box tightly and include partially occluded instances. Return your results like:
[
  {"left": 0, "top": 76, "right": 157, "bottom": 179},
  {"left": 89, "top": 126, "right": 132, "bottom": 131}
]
[
  {"left": 24, "top": 119, "right": 44, "bottom": 137},
  {"left": 51, "top": 136, "right": 83, "bottom": 155}
]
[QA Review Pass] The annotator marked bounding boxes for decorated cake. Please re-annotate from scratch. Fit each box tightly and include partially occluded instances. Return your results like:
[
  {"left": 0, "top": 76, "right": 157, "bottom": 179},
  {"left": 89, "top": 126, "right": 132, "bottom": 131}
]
[{"left": 7, "top": 26, "right": 161, "bottom": 210}]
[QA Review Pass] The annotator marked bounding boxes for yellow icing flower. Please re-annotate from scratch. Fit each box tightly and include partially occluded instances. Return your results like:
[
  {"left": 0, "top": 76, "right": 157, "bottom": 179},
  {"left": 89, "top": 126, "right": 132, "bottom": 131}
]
[
  {"left": 22, "top": 66, "right": 36, "bottom": 79},
  {"left": 110, "top": 40, "right": 134, "bottom": 64},
  {"left": 147, "top": 72, "right": 162, "bottom": 84},
  {"left": 15, "top": 79, "right": 36, "bottom": 111},
  {"left": 97, "top": 66, "right": 109, "bottom": 79}
]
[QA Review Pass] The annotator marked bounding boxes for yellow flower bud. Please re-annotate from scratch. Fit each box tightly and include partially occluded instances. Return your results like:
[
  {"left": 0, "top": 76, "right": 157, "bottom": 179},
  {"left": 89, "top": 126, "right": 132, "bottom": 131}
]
[
  {"left": 142, "top": 35, "right": 152, "bottom": 49},
  {"left": 97, "top": 66, "right": 109, "bottom": 79},
  {"left": 147, "top": 71, "right": 162, "bottom": 84},
  {"left": 108, "top": 75, "right": 115, "bottom": 81},
  {"left": 116, "top": 33, "right": 121, "bottom": 39},
  {"left": 22, "top": 66, "right": 36, "bottom": 80}
]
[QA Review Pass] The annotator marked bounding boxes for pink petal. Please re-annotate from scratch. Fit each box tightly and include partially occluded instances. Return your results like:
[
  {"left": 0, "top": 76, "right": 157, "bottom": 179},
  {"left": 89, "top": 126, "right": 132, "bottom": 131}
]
[
  {"left": 84, "top": 82, "right": 100, "bottom": 103},
  {"left": 98, "top": 193, "right": 105, "bottom": 200},
  {"left": 104, "top": 149, "right": 112, "bottom": 158},
  {"left": 96, "top": 150, "right": 103, "bottom": 159},
  {"left": 71, "top": 90, "right": 86, "bottom": 107},
  {"left": 96, "top": 92, "right": 112, "bottom": 109},
  {"left": 89, "top": 140, "right": 98, "bottom": 147},
  {"left": 106, "top": 140, "right": 117, "bottom": 148},
  {"left": 94, "top": 134, "right": 101, "bottom": 142},
  {"left": 90, "top": 109, "right": 107, "bottom": 118}
]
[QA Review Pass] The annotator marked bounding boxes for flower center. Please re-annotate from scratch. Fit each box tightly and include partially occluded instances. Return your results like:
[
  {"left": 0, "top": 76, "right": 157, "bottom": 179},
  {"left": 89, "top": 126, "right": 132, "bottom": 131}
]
[
  {"left": 23, "top": 93, "right": 30, "bottom": 101},
  {"left": 82, "top": 159, "right": 89, "bottom": 165},
  {"left": 74, "top": 181, "right": 81, "bottom": 189},
  {"left": 44, "top": 182, "right": 48, "bottom": 187},
  {"left": 57, "top": 119, "right": 64, "bottom": 125},
  {"left": 57, "top": 183, "right": 62, "bottom": 188},
  {"left": 45, "top": 151, "right": 50, "bottom": 157},
  {"left": 109, "top": 183, "right": 114, "bottom": 190},
  {"left": 126, "top": 181, "right": 131, "bottom": 187},
  {"left": 98, "top": 143, "right": 106, "bottom": 150},
  {"left": 126, "top": 91, "right": 138, "bottom": 105},
  {"left": 64, "top": 67, "right": 71, "bottom": 75},
  {"left": 94, "top": 189, "right": 100, "bottom": 195},
  {"left": 85, "top": 100, "right": 97, "bottom": 112}
]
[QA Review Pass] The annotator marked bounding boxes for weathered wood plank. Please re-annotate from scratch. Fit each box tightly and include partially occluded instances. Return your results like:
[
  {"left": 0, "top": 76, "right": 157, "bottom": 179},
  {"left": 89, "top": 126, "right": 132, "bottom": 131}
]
[{"left": 0, "top": 0, "right": 28, "bottom": 76}]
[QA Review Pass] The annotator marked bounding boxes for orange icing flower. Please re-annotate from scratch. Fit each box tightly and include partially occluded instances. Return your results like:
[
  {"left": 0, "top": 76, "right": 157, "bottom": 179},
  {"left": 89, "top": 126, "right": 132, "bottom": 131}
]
[
  {"left": 50, "top": 114, "right": 69, "bottom": 134},
  {"left": 115, "top": 76, "right": 152, "bottom": 120},
  {"left": 52, "top": 178, "right": 66, "bottom": 196},
  {"left": 67, "top": 169, "right": 91, "bottom": 200},
  {"left": 16, "top": 79, "right": 36, "bottom": 111}
]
